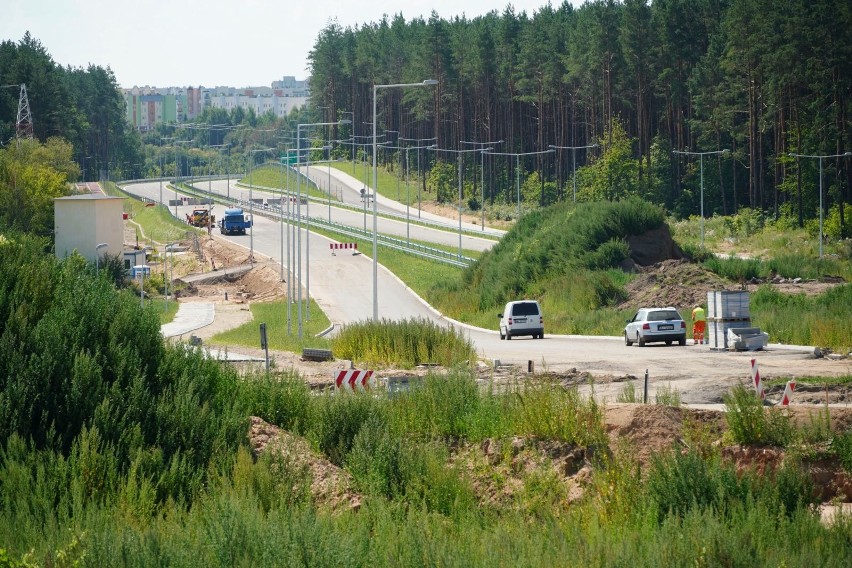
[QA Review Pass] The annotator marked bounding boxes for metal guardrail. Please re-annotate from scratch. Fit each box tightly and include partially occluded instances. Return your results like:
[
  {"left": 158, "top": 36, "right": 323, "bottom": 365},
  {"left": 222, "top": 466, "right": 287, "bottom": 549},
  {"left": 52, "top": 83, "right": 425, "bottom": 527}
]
[
  {"left": 233, "top": 177, "right": 502, "bottom": 241},
  {"left": 168, "top": 182, "right": 475, "bottom": 268}
]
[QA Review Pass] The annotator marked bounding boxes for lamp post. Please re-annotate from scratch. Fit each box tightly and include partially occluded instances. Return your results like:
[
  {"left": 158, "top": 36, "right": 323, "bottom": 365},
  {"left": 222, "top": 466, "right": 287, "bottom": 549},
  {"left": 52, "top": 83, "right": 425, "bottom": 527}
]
[
  {"left": 372, "top": 79, "right": 438, "bottom": 320},
  {"left": 248, "top": 147, "right": 276, "bottom": 262},
  {"left": 95, "top": 243, "right": 108, "bottom": 276},
  {"left": 384, "top": 140, "right": 436, "bottom": 245},
  {"left": 159, "top": 137, "right": 174, "bottom": 205},
  {"left": 164, "top": 242, "right": 177, "bottom": 305},
  {"left": 295, "top": 120, "right": 349, "bottom": 337},
  {"left": 339, "top": 111, "right": 355, "bottom": 171},
  {"left": 429, "top": 146, "right": 493, "bottom": 260},
  {"left": 173, "top": 140, "right": 191, "bottom": 218},
  {"left": 673, "top": 148, "right": 730, "bottom": 250},
  {"left": 400, "top": 136, "right": 438, "bottom": 219},
  {"left": 788, "top": 151, "right": 852, "bottom": 258},
  {"left": 549, "top": 143, "right": 598, "bottom": 202},
  {"left": 462, "top": 139, "right": 503, "bottom": 229},
  {"left": 483, "top": 149, "right": 555, "bottom": 219}
]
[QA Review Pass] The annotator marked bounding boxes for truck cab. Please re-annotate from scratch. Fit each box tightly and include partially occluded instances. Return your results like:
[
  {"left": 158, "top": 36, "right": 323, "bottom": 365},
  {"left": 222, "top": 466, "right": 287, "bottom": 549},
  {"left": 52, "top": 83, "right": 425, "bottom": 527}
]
[{"left": 218, "top": 208, "right": 252, "bottom": 235}]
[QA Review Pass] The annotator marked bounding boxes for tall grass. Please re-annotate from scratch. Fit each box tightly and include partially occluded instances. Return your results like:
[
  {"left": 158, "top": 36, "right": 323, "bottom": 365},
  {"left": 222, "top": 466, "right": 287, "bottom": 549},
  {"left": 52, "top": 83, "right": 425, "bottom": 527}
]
[
  {"left": 333, "top": 318, "right": 476, "bottom": 368},
  {"left": 751, "top": 283, "right": 852, "bottom": 350}
]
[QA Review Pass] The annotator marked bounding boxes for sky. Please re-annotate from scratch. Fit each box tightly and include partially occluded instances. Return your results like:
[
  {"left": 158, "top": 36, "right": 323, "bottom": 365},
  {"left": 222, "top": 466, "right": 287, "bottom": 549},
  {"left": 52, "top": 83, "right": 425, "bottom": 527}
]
[{"left": 3, "top": 0, "right": 582, "bottom": 89}]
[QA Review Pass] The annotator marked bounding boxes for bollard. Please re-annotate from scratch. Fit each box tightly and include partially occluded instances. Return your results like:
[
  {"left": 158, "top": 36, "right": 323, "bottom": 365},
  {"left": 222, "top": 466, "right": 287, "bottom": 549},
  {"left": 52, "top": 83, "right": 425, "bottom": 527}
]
[
  {"left": 643, "top": 369, "right": 649, "bottom": 404},
  {"left": 528, "top": 360, "right": 534, "bottom": 373},
  {"left": 224, "top": 292, "right": 228, "bottom": 301}
]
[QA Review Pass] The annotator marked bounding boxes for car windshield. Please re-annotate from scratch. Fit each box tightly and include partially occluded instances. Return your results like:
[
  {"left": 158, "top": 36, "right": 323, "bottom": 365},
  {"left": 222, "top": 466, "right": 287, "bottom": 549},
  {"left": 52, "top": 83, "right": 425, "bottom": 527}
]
[
  {"left": 648, "top": 310, "right": 681, "bottom": 321},
  {"left": 512, "top": 303, "right": 539, "bottom": 316}
]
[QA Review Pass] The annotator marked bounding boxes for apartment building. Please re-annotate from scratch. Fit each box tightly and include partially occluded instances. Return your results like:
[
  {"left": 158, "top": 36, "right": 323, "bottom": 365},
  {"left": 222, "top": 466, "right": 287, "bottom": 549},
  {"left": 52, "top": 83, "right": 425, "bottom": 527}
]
[{"left": 123, "top": 76, "right": 309, "bottom": 131}]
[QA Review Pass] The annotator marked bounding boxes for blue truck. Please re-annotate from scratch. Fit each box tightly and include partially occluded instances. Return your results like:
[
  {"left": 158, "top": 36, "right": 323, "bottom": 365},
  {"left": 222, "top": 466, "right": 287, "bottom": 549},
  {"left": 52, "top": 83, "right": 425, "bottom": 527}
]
[{"left": 218, "top": 208, "right": 252, "bottom": 235}]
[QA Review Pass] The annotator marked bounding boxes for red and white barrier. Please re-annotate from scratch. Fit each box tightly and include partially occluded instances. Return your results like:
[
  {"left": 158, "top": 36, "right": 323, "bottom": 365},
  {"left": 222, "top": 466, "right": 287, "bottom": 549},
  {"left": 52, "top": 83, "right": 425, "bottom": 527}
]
[
  {"left": 335, "top": 369, "right": 374, "bottom": 391},
  {"left": 750, "top": 358, "right": 765, "bottom": 399},
  {"left": 780, "top": 380, "right": 796, "bottom": 406},
  {"left": 330, "top": 242, "right": 358, "bottom": 255}
]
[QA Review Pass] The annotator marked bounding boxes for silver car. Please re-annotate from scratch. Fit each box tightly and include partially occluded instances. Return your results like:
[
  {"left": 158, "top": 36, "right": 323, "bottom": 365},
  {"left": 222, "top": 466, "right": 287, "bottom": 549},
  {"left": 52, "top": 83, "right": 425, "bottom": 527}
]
[{"left": 624, "top": 307, "right": 687, "bottom": 346}]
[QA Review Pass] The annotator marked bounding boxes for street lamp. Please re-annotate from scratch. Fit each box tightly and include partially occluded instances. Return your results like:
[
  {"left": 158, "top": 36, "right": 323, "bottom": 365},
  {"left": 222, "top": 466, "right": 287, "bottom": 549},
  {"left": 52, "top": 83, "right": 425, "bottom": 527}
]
[
  {"left": 164, "top": 242, "right": 178, "bottom": 305},
  {"left": 339, "top": 111, "right": 355, "bottom": 170},
  {"left": 549, "top": 143, "right": 598, "bottom": 202},
  {"left": 483, "top": 149, "right": 555, "bottom": 219},
  {"left": 672, "top": 148, "right": 730, "bottom": 250},
  {"left": 383, "top": 140, "right": 436, "bottom": 245},
  {"left": 95, "top": 242, "right": 108, "bottom": 276},
  {"left": 248, "top": 147, "right": 276, "bottom": 262},
  {"left": 295, "top": 120, "right": 349, "bottom": 338},
  {"left": 400, "top": 136, "right": 438, "bottom": 219},
  {"left": 429, "top": 146, "right": 493, "bottom": 260},
  {"left": 462, "top": 139, "right": 503, "bottom": 229},
  {"left": 372, "top": 79, "right": 438, "bottom": 320},
  {"left": 788, "top": 151, "right": 852, "bottom": 258}
]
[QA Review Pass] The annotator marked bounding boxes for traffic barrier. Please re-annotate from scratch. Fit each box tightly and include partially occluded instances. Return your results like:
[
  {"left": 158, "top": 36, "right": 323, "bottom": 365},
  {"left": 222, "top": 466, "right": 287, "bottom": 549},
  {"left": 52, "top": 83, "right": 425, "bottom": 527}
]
[
  {"left": 750, "top": 358, "right": 765, "bottom": 399},
  {"left": 780, "top": 380, "right": 796, "bottom": 406},
  {"left": 330, "top": 242, "right": 358, "bottom": 255},
  {"left": 335, "top": 369, "right": 374, "bottom": 391}
]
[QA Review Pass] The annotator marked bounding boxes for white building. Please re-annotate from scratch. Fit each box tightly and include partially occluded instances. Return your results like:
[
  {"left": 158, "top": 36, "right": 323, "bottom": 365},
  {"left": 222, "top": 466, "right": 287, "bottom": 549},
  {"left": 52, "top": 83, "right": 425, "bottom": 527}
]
[{"left": 54, "top": 195, "right": 126, "bottom": 263}]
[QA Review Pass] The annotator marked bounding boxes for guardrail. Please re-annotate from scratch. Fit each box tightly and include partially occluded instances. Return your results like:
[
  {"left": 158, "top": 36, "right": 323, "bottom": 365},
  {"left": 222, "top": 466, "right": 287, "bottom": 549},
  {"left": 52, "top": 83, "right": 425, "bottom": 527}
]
[
  {"left": 233, "top": 177, "right": 502, "bottom": 241},
  {"left": 166, "top": 182, "right": 475, "bottom": 268}
]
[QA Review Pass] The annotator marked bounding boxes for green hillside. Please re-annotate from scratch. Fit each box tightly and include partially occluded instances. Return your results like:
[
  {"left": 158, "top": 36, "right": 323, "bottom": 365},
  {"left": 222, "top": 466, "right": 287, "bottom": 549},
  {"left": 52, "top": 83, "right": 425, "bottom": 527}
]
[{"left": 427, "top": 198, "right": 669, "bottom": 334}]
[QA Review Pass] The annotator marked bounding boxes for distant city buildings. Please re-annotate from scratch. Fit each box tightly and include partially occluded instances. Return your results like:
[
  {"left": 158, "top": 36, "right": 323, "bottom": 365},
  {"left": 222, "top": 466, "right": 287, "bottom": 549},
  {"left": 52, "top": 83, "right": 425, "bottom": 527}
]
[{"left": 123, "top": 76, "right": 309, "bottom": 131}]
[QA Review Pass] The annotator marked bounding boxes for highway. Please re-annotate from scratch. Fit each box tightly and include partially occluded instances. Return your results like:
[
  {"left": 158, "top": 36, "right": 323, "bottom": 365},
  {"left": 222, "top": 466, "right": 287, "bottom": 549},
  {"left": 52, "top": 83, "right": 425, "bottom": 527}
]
[{"left": 120, "top": 178, "right": 847, "bottom": 403}]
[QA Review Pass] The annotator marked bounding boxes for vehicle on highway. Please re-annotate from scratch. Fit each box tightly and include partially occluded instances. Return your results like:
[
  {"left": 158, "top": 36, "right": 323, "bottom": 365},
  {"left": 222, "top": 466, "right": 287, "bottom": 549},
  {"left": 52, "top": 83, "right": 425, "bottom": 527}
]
[
  {"left": 498, "top": 300, "right": 544, "bottom": 340},
  {"left": 218, "top": 208, "right": 252, "bottom": 235},
  {"left": 624, "top": 307, "right": 687, "bottom": 346}
]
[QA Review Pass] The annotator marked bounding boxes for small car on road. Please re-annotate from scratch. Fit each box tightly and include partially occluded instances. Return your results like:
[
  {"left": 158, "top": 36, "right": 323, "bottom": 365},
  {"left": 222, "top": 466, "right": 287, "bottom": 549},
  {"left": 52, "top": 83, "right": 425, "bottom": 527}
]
[
  {"left": 498, "top": 300, "right": 544, "bottom": 340},
  {"left": 624, "top": 307, "right": 687, "bottom": 346}
]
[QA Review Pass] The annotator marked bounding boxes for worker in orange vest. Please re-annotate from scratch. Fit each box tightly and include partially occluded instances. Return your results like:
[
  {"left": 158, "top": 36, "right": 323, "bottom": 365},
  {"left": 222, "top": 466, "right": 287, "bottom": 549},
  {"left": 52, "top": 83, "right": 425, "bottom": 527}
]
[{"left": 691, "top": 305, "right": 706, "bottom": 344}]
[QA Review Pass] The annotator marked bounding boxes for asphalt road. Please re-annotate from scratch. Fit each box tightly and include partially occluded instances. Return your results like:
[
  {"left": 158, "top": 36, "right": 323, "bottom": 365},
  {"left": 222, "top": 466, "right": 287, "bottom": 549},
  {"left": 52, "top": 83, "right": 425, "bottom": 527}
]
[{"left": 121, "top": 179, "right": 849, "bottom": 402}]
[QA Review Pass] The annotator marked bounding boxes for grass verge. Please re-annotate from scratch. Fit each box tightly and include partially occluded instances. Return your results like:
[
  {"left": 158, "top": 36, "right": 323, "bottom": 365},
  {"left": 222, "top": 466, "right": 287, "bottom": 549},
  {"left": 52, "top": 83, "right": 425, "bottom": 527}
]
[{"left": 210, "top": 298, "right": 333, "bottom": 353}]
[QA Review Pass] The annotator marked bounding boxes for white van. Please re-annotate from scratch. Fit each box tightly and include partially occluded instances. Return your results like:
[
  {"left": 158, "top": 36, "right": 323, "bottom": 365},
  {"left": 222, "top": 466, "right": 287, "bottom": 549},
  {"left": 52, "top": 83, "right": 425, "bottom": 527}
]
[{"left": 498, "top": 300, "right": 544, "bottom": 340}]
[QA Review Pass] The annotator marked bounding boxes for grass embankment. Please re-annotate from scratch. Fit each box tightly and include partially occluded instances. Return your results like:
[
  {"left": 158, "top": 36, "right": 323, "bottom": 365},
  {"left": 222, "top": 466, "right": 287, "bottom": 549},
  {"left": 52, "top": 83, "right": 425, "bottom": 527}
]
[
  {"left": 212, "top": 298, "right": 333, "bottom": 354},
  {"left": 2, "top": 237, "right": 851, "bottom": 565},
  {"left": 244, "top": 165, "right": 332, "bottom": 200},
  {"left": 421, "top": 198, "right": 665, "bottom": 334},
  {"left": 106, "top": 181, "right": 200, "bottom": 245}
]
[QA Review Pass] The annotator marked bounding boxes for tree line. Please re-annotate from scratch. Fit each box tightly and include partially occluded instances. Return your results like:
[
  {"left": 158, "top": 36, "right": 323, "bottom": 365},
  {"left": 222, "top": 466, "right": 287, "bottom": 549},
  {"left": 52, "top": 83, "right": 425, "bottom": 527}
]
[
  {"left": 307, "top": 0, "right": 851, "bottom": 232},
  {"left": 0, "top": 33, "right": 142, "bottom": 183}
]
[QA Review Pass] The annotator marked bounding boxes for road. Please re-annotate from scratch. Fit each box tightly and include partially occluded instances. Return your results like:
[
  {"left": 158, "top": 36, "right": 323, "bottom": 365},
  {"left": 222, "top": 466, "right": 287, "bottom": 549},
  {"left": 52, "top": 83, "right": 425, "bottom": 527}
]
[{"left": 120, "top": 179, "right": 850, "bottom": 402}]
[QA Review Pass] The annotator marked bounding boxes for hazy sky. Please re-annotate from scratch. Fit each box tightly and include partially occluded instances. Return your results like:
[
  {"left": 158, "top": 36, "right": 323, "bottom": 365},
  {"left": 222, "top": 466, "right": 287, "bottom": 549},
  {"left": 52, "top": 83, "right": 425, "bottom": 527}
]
[{"left": 3, "top": 0, "right": 582, "bottom": 88}]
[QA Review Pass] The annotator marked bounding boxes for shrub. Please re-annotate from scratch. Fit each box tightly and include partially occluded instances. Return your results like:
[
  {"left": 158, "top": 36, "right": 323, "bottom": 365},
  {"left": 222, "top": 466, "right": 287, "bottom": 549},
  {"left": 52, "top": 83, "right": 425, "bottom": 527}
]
[
  {"left": 333, "top": 318, "right": 475, "bottom": 368},
  {"left": 655, "top": 384, "right": 682, "bottom": 407},
  {"left": 617, "top": 382, "right": 638, "bottom": 403},
  {"left": 832, "top": 431, "right": 852, "bottom": 473},
  {"left": 724, "top": 384, "right": 793, "bottom": 446}
]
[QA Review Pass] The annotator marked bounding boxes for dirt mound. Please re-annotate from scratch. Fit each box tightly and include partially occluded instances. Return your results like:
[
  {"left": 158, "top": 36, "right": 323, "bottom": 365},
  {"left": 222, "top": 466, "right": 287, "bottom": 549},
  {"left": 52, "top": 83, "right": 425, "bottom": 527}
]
[
  {"left": 248, "top": 416, "right": 361, "bottom": 512},
  {"left": 619, "top": 259, "right": 732, "bottom": 311},
  {"left": 625, "top": 225, "right": 686, "bottom": 268}
]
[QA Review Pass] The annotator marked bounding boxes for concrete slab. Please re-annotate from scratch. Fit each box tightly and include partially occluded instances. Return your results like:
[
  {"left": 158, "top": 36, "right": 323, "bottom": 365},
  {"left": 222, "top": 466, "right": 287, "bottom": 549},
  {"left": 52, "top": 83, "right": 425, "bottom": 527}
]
[{"left": 161, "top": 302, "right": 215, "bottom": 337}]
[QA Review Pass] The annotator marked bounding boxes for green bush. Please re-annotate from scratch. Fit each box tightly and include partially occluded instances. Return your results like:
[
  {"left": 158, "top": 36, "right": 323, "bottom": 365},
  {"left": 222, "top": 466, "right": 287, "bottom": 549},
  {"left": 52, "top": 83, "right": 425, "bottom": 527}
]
[
  {"left": 333, "top": 317, "right": 475, "bottom": 368},
  {"left": 832, "top": 431, "right": 852, "bottom": 473},
  {"left": 306, "top": 392, "right": 379, "bottom": 466},
  {"left": 703, "top": 255, "right": 766, "bottom": 281},
  {"left": 724, "top": 384, "right": 793, "bottom": 446},
  {"left": 751, "top": 284, "right": 852, "bottom": 351}
]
